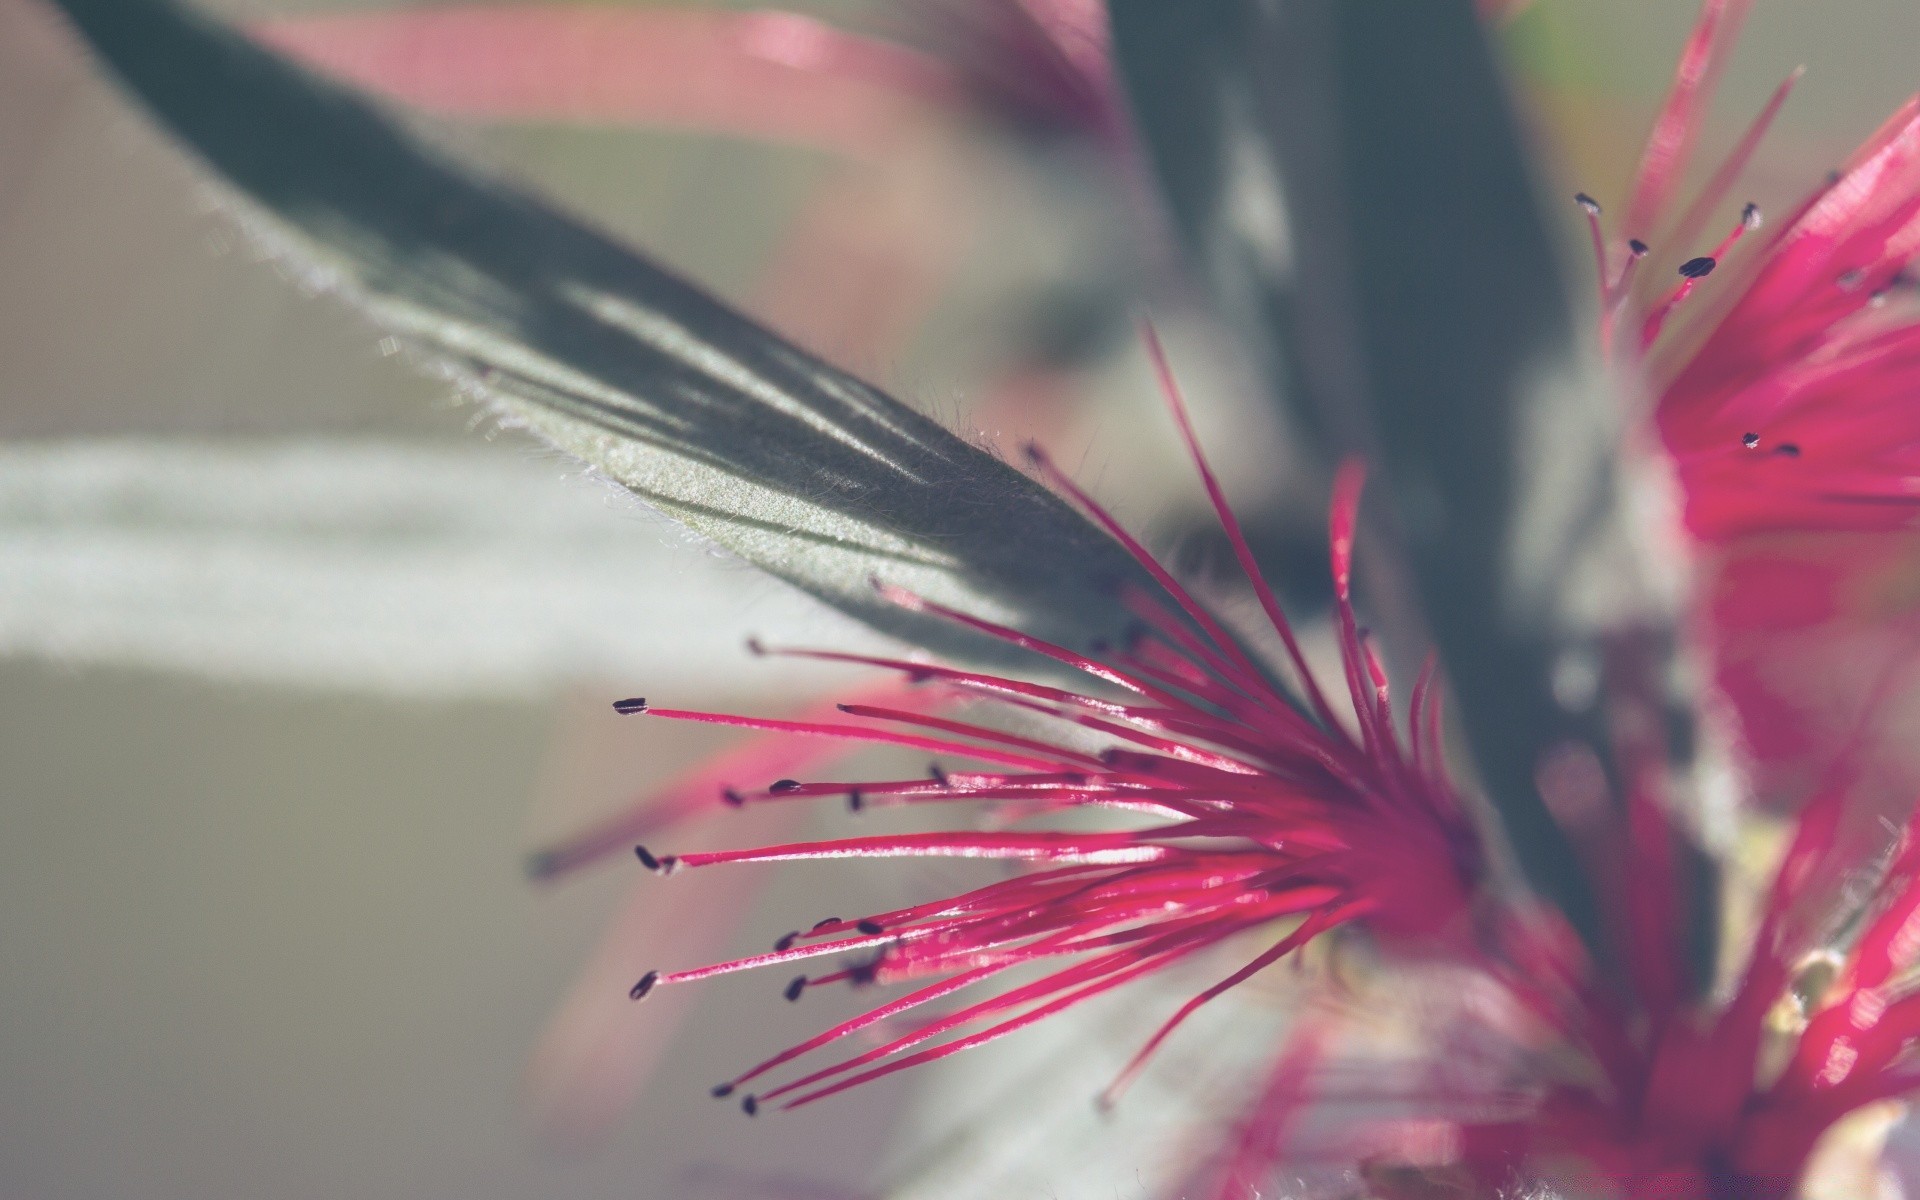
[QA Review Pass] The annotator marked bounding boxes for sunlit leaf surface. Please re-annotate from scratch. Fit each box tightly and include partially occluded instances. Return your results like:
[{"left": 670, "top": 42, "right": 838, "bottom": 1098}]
[{"left": 49, "top": 0, "right": 1160, "bottom": 668}]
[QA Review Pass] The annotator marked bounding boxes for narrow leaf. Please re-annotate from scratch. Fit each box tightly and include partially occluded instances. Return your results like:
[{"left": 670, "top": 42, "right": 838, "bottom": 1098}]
[
  {"left": 50, "top": 0, "right": 1156, "bottom": 665},
  {"left": 1111, "top": 0, "right": 1710, "bottom": 960}
]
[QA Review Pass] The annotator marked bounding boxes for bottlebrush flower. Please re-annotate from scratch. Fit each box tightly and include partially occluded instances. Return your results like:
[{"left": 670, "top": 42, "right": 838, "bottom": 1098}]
[
  {"left": 620, "top": 334, "right": 1483, "bottom": 1116},
  {"left": 1373, "top": 775, "right": 1920, "bottom": 1200},
  {"left": 1571, "top": 0, "right": 1920, "bottom": 820},
  {"left": 1576, "top": 0, "right": 1920, "bottom": 544}
]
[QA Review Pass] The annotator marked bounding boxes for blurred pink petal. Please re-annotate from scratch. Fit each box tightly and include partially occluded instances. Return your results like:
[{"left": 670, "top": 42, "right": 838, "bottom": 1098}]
[
  {"left": 748, "top": 144, "right": 972, "bottom": 373},
  {"left": 1184, "top": 1015, "right": 1332, "bottom": 1200},
  {"left": 1702, "top": 532, "right": 1920, "bottom": 811},
  {"left": 251, "top": 5, "right": 961, "bottom": 156},
  {"left": 910, "top": 0, "right": 1119, "bottom": 143}
]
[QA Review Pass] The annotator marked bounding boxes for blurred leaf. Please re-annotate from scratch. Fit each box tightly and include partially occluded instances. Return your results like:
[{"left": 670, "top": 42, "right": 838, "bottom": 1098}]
[
  {"left": 50, "top": 0, "right": 1158, "bottom": 666},
  {"left": 1112, "top": 0, "right": 1706, "bottom": 958}
]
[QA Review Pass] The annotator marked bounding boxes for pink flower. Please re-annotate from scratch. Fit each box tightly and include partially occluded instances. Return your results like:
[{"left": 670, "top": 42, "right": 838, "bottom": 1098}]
[
  {"left": 1418, "top": 779, "right": 1920, "bottom": 1199},
  {"left": 1568, "top": 0, "right": 1920, "bottom": 823},
  {"left": 621, "top": 334, "right": 1481, "bottom": 1116},
  {"left": 1576, "top": 0, "right": 1920, "bottom": 543}
]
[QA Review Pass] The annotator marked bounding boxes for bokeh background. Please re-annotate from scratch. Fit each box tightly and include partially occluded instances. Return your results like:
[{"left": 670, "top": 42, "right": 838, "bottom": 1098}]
[{"left": 5, "top": 2, "right": 1920, "bottom": 1198}]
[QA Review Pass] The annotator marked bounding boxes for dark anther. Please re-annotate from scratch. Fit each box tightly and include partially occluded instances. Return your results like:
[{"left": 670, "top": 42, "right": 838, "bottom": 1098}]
[
  {"left": 741, "top": 1095, "right": 759, "bottom": 1117},
  {"left": 1020, "top": 441, "right": 1046, "bottom": 466},
  {"left": 1087, "top": 637, "right": 1110, "bottom": 654},
  {"left": 770, "top": 779, "right": 802, "bottom": 794},
  {"left": 812, "top": 917, "right": 843, "bottom": 930},
  {"left": 1628, "top": 239, "right": 1650, "bottom": 257},
  {"left": 1777, "top": 443, "right": 1802, "bottom": 457},
  {"left": 1678, "top": 256, "right": 1717, "bottom": 279},
  {"left": 1574, "top": 192, "right": 1602, "bottom": 216},
  {"left": 744, "top": 637, "right": 766, "bottom": 656},
  {"left": 1838, "top": 269, "right": 1867, "bottom": 291},
  {"left": 928, "top": 763, "right": 950, "bottom": 786},
  {"left": 784, "top": 976, "right": 807, "bottom": 1002},
  {"left": 629, "top": 971, "right": 660, "bottom": 1001},
  {"left": 849, "top": 958, "right": 881, "bottom": 987},
  {"left": 613, "top": 697, "right": 649, "bottom": 715},
  {"left": 634, "top": 846, "right": 679, "bottom": 875},
  {"left": 774, "top": 931, "right": 799, "bottom": 952},
  {"left": 1741, "top": 201, "right": 1763, "bottom": 230},
  {"left": 722, "top": 788, "right": 746, "bottom": 809},
  {"left": 1742, "top": 432, "right": 1761, "bottom": 449},
  {"left": 847, "top": 789, "right": 865, "bottom": 813},
  {"left": 711, "top": 1082, "right": 735, "bottom": 1099},
  {"left": 857, "top": 919, "right": 885, "bottom": 936}
]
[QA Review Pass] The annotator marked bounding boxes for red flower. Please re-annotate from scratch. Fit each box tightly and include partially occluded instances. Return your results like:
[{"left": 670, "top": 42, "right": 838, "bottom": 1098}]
[
  {"left": 1576, "top": 0, "right": 1920, "bottom": 543},
  {"left": 621, "top": 332, "right": 1481, "bottom": 1115},
  {"left": 1416, "top": 776, "right": 1920, "bottom": 1200}
]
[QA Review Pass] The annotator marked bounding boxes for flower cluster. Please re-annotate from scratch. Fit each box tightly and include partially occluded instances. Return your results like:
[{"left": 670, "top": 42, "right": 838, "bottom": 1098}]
[
  {"left": 624, "top": 335, "right": 1481, "bottom": 1118},
  {"left": 52, "top": 0, "right": 1920, "bottom": 1194},
  {"left": 604, "top": 1, "right": 1920, "bottom": 1194}
]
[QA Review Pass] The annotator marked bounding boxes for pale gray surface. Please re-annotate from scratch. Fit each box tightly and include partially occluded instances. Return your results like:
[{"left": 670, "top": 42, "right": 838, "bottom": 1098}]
[{"left": 0, "top": 661, "right": 908, "bottom": 1200}]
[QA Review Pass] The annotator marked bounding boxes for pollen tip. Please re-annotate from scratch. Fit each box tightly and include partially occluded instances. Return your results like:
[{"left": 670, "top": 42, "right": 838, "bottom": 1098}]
[
  {"left": 1777, "top": 443, "right": 1802, "bottom": 457},
  {"left": 1679, "top": 256, "right": 1717, "bottom": 279},
  {"left": 744, "top": 636, "right": 766, "bottom": 656},
  {"left": 1741, "top": 201, "right": 1763, "bottom": 230},
  {"left": 635, "top": 846, "right": 680, "bottom": 875},
  {"left": 722, "top": 787, "right": 746, "bottom": 808},
  {"left": 711, "top": 1082, "right": 735, "bottom": 1099},
  {"left": 1628, "top": 238, "right": 1650, "bottom": 257},
  {"left": 812, "top": 917, "right": 843, "bottom": 931},
  {"left": 928, "top": 762, "right": 950, "bottom": 786},
  {"left": 1573, "top": 192, "right": 1601, "bottom": 216},
  {"left": 629, "top": 970, "right": 661, "bottom": 1001},
  {"left": 847, "top": 788, "right": 865, "bottom": 813},
  {"left": 523, "top": 849, "right": 560, "bottom": 880},
  {"left": 612, "top": 696, "right": 649, "bottom": 715},
  {"left": 1743, "top": 432, "right": 1761, "bottom": 449},
  {"left": 1021, "top": 440, "right": 1047, "bottom": 466},
  {"left": 856, "top": 919, "right": 885, "bottom": 935},
  {"left": 774, "top": 930, "right": 799, "bottom": 952},
  {"left": 784, "top": 975, "right": 807, "bottom": 1002},
  {"left": 769, "top": 778, "right": 802, "bottom": 794},
  {"left": 741, "top": 1095, "right": 759, "bottom": 1117}
]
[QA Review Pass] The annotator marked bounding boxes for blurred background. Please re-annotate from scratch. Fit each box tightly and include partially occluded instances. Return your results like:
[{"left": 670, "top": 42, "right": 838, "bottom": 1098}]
[{"left": 4, "top": 1, "right": 1920, "bottom": 1197}]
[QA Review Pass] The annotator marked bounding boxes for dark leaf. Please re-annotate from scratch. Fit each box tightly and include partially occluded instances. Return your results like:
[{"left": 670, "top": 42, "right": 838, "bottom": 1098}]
[
  {"left": 50, "top": 0, "right": 1157, "bottom": 665},
  {"left": 1112, "top": 0, "right": 1711, "bottom": 964}
]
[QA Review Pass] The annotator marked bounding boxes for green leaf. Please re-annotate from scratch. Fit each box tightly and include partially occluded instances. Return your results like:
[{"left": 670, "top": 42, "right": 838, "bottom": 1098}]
[{"left": 50, "top": 0, "right": 1156, "bottom": 666}]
